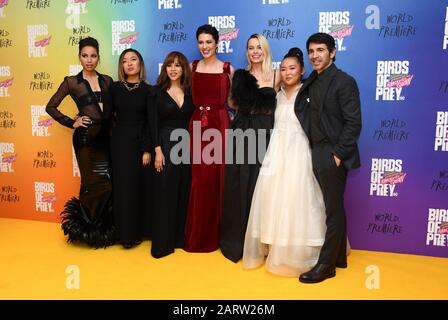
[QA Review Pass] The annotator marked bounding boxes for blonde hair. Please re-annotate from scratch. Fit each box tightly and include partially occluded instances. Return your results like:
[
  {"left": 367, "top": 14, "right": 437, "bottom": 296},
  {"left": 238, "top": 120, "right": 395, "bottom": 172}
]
[
  {"left": 246, "top": 34, "right": 274, "bottom": 82},
  {"left": 117, "top": 48, "right": 147, "bottom": 82}
]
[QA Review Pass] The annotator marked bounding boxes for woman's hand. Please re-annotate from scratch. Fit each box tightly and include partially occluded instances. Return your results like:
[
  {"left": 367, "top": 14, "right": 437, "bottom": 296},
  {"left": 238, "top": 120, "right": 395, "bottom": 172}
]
[
  {"left": 73, "top": 116, "right": 91, "bottom": 128},
  {"left": 142, "top": 152, "right": 151, "bottom": 166},
  {"left": 154, "top": 147, "right": 165, "bottom": 172}
]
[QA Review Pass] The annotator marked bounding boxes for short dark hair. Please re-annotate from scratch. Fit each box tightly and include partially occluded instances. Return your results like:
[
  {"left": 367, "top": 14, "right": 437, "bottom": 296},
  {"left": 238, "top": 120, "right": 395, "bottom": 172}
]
[
  {"left": 78, "top": 36, "right": 99, "bottom": 55},
  {"left": 282, "top": 47, "right": 304, "bottom": 67},
  {"left": 196, "top": 24, "right": 219, "bottom": 43},
  {"left": 306, "top": 32, "right": 336, "bottom": 61}
]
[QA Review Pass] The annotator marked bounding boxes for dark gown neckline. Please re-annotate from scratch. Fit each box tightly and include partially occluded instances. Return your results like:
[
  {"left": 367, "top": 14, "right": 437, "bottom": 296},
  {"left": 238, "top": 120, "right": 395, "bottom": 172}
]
[{"left": 164, "top": 89, "right": 185, "bottom": 109}]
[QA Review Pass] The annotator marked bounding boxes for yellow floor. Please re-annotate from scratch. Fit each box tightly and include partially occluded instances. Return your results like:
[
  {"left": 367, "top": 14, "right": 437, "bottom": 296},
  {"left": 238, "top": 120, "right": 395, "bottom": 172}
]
[{"left": 0, "top": 217, "right": 447, "bottom": 300}]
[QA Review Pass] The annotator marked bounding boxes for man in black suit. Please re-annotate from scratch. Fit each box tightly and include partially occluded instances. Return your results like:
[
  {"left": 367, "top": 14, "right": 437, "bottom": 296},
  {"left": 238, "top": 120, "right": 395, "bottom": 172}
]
[{"left": 296, "top": 32, "right": 361, "bottom": 283}]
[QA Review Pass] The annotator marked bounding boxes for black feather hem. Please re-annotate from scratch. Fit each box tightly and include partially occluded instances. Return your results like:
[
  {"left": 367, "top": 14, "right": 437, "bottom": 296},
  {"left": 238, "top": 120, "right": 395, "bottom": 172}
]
[{"left": 61, "top": 197, "right": 115, "bottom": 248}]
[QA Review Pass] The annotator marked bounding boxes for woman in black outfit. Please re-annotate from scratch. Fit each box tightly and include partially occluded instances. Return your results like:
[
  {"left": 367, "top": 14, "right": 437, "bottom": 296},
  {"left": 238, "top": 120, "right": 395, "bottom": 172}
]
[
  {"left": 149, "top": 51, "right": 194, "bottom": 258},
  {"left": 220, "top": 69, "right": 276, "bottom": 262},
  {"left": 110, "top": 48, "right": 153, "bottom": 249},
  {"left": 46, "top": 37, "right": 115, "bottom": 248}
]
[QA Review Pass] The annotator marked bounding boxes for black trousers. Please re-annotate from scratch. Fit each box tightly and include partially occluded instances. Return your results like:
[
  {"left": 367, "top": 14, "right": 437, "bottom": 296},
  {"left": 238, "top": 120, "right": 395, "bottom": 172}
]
[{"left": 311, "top": 142, "right": 347, "bottom": 266}]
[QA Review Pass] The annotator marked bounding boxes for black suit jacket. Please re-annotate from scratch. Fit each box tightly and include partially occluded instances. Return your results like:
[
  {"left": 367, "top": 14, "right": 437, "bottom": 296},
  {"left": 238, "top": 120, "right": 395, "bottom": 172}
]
[{"left": 295, "top": 64, "right": 361, "bottom": 170}]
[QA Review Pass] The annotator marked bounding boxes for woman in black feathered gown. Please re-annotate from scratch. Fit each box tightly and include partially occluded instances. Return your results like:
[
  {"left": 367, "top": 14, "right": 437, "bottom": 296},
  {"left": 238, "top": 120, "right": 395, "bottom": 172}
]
[
  {"left": 220, "top": 69, "right": 276, "bottom": 262},
  {"left": 46, "top": 37, "right": 115, "bottom": 248}
]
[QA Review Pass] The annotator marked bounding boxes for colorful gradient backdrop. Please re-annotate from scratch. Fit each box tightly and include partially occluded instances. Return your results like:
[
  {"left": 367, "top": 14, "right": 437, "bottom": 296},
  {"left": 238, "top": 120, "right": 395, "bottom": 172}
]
[{"left": 0, "top": 0, "right": 447, "bottom": 258}]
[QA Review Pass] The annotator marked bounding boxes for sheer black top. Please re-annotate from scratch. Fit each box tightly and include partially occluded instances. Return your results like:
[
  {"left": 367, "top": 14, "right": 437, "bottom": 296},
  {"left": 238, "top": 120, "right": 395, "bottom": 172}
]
[{"left": 46, "top": 71, "right": 114, "bottom": 128}]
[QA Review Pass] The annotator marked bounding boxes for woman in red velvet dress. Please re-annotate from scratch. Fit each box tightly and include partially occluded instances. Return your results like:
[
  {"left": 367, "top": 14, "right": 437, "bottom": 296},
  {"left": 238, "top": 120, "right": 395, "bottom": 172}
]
[{"left": 184, "top": 24, "right": 235, "bottom": 252}]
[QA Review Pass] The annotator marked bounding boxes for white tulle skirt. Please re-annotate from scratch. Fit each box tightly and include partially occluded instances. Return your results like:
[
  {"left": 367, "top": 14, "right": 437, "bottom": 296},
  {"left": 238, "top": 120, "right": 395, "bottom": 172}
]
[{"left": 242, "top": 97, "right": 327, "bottom": 277}]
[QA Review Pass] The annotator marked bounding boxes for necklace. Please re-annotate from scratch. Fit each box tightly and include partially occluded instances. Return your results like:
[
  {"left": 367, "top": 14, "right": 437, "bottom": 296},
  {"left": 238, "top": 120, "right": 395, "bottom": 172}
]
[{"left": 123, "top": 81, "right": 140, "bottom": 91}]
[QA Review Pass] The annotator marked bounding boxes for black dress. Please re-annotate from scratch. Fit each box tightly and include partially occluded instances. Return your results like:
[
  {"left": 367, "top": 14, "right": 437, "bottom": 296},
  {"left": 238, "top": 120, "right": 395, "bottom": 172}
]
[
  {"left": 110, "top": 81, "right": 153, "bottom": 246},
  {"left": 46, "top": 71, "right": 115, "bottom": 248},
  {"left": 148, "top": 86, "right": 194, "bottom": 258},
  {"left": 220, "top": 82, "right": 276, "bottom": 262}
]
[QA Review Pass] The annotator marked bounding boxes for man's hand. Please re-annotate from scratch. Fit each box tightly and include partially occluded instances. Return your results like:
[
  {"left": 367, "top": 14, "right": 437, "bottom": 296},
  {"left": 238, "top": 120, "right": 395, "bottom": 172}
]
[{"left": 334, "top": 155, "right": 342, "bottom": 167}]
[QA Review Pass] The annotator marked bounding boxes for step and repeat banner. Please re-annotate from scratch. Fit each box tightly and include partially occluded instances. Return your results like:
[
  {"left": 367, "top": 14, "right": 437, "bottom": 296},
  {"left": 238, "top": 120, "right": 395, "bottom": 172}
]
[{"left": 0, "top": 0, "right": 447, "bottom": 258}]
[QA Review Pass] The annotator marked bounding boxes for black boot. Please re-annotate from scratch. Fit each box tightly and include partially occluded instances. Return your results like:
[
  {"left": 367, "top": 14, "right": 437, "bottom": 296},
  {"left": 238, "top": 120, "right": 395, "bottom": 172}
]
[{"left": 299, "top": 264, "right": 336, "bottom": 284}]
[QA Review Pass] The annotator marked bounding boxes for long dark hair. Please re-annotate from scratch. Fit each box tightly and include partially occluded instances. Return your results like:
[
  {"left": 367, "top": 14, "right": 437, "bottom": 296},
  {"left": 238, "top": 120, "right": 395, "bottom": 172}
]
[{"left": 157, "top": 51, "right": 191, "bottom": 94}]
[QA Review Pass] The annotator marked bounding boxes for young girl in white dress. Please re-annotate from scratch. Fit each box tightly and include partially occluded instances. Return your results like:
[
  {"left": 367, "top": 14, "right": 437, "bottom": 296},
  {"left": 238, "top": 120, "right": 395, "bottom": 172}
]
[{"left": 243, "top": 48, "right": 327, "bottom": 277}]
